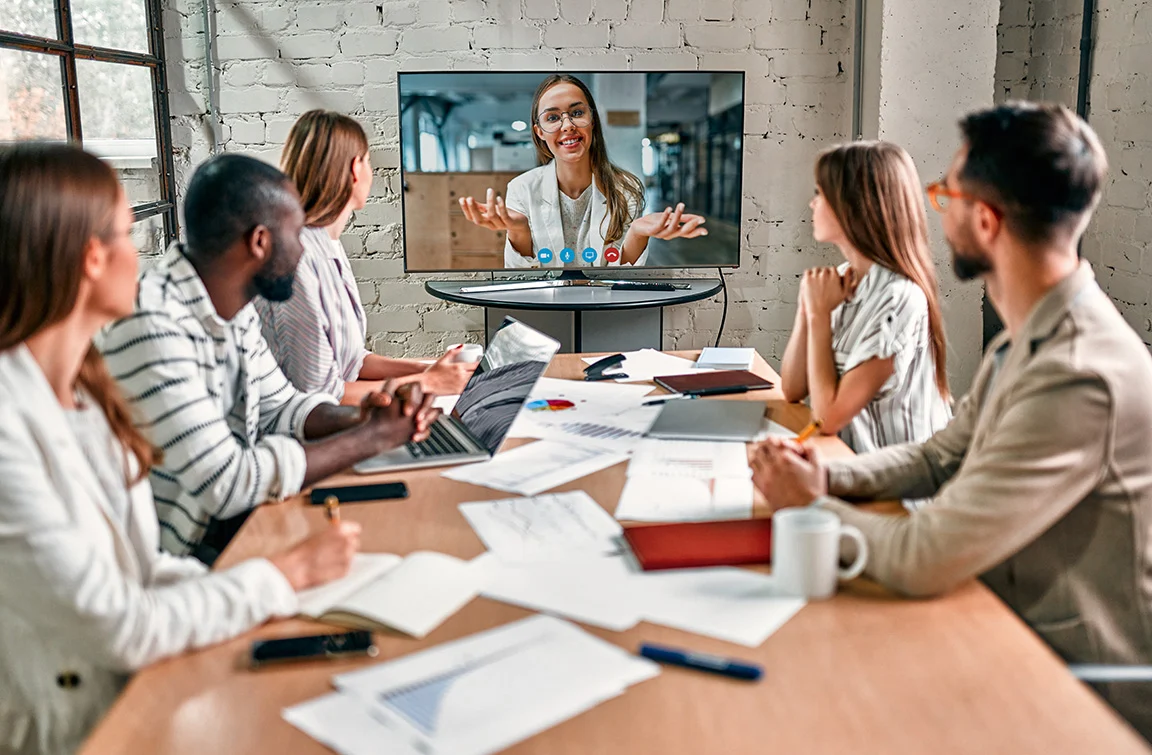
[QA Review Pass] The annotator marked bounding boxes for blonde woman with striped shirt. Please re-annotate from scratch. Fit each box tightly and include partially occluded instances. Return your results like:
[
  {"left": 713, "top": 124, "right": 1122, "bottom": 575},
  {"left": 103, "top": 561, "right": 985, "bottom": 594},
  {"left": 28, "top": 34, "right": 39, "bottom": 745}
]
[
  {"left": 256, "top": 110, "right": 474, "bottom": 405},
  {"left": 779, "top": 142, "right": 952, "bottom": 461}
]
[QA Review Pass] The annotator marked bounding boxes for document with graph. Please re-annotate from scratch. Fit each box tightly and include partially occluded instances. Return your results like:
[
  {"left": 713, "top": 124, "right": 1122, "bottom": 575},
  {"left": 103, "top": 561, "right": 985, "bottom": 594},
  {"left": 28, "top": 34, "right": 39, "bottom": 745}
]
[{"left": 284, "top": 616, "right": 659, "bottom": 755}]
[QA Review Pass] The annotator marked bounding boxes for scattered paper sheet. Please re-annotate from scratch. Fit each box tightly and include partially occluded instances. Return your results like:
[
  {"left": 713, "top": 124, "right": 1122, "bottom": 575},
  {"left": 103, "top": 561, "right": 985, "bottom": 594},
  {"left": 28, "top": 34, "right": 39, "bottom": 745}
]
[
  {"left": 476, "top": 554, "right": 643, "bottom": 632},
  {"left": 459, "top": 491, "right": 623, "bottom": 563},
  {"left": 286, "top": 616, "right": 659, "bottom": 755},
  {"left": 478, "top": 554, "right": 805, "bottom": 647},
  {"left": 615, "top": 476, "right": 754, "bottom": 522},
  {"left": 633, "top": 567, "right": 807, "bottom": 647},
  {"left": 507, "top": 377, "right": 659, "bottom": 453},
  {"left": 581, "top": 349, "right": 709, "bottom": 383},
  {"left": 627, "top": 439, "right": 751, "bottom": 480},
  {"left": 433, "top": 394, "right": 460, "bottom": 413},
  {"left": 442, "top": 440, "right": 628, "bottom": 496}
]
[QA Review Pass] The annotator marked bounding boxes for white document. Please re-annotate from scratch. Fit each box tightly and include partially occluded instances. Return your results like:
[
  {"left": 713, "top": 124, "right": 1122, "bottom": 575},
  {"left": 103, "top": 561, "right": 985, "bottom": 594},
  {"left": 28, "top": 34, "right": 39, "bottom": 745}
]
[
  {"left": 476, "top": 554, "right": 643, "bottom": 632},
  {"left": 295, "top": 551, "right": 483, "bottom": 639},
  {"left": 283, "top": 693, "right": 421, "bottom": 755},
  {"left": 635, "top": 567, "right": 807, "bottom": 647},
  {"left": 323, "top": 615, "right": 659, "bottom": 755},
  {"left": 509, "top": 404, "right": 660, "bottom": 454},
  {"left": 442, "top": 440, "right": 628, "bottom": 496},
  {"left": 433, "top": 394, "right": 460, "bottom": 413},
  {"left": 695, "top": 347, "right": 755, "bottom": 371},
  {"left": 460, "top": 491, "right": 622, "bottom": 563},
  {"left": 580, "top": 349, "right": 708, "bottom": 383},
  {"left": 615, "top": 475, "right": 754, "bottom": 522},
  {"left": 627, "top": 439, "right": 751, "bottom": 480}
]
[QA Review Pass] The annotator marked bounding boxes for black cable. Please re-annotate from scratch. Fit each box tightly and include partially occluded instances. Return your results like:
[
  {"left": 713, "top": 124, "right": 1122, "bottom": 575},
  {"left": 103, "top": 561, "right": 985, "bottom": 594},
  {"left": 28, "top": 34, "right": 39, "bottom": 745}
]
[{"left": 714, "top": 266, "right": 727, "bottom": 348}]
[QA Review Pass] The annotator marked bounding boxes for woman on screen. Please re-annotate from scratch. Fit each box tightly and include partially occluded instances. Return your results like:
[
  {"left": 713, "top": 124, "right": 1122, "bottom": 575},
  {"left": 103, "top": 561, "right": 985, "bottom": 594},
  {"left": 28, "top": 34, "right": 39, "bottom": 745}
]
[
  {"left": 256, "top": 110, "right": 474, "bottom": 405},
  {"left": 0, "top": 143, "right": 361, "bottom": 755},
  {"left": 458, "top": 74, "right": 707, "bottom": 268},
  {"left": 777, "top": 142, "right": 951, "bottom": 471}
]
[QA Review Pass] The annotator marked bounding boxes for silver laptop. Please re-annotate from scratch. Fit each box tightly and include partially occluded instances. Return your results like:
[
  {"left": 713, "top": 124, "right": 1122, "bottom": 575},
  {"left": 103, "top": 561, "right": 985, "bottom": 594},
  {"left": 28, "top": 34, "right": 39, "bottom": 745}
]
[
  {"left": 644, "top": 399, "right": 766, "bottom": 442},
  {"left": 354, "top": 317, "right": 561, "bottom": 474}
]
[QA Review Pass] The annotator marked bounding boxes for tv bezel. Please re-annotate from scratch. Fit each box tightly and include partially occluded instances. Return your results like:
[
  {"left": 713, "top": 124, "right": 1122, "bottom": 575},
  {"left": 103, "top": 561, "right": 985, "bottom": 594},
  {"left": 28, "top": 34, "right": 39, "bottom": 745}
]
[{"left": 396, "top": 69, "right": 746, "bottom": 274}]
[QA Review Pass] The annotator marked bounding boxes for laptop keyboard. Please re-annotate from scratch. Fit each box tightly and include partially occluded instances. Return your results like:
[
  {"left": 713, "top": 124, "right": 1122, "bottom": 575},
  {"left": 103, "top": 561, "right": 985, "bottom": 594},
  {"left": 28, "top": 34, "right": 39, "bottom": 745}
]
[{"left": 406, "top": 421, "right": 472, "bottom": 458}]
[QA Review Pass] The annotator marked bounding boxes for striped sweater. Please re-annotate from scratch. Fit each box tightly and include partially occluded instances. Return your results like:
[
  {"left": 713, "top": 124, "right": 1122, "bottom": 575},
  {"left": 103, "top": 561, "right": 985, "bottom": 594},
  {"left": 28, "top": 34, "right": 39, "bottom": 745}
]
[{"left": 99, "top": 246, "right": 335, "bottom": 555}]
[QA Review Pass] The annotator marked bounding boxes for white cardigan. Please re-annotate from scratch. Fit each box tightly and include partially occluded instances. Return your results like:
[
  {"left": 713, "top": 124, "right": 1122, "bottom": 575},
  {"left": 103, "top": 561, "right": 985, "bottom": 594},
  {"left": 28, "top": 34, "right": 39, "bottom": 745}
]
[
  {"left": 0, "top": 345, "right": 299, "bottom": 755},
  {"left": 502, "top": 161, "right": 650, "bottom": 269}
]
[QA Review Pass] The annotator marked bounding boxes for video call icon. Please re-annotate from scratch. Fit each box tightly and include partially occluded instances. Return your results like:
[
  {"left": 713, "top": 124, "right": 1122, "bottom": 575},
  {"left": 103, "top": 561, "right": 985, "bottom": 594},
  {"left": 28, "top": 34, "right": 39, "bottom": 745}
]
[
  {"left": 537, "top": 248, "right": 554, "bottom": 264},
  {"left": 604, "top": 247, "right": 621, "bottom": 263},
  {"left": 559, "top": 247, "right": 576, "bottom": 264},
  {"left": 581, "top": 247, "right": 598, "bottom": 263}
]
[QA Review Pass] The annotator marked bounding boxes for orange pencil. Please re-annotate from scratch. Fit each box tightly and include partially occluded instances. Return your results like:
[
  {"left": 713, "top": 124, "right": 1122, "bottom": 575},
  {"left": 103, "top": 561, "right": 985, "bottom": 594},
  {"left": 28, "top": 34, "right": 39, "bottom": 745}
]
[
  {"left": 324, "top": 495, "right": 341, "bottom": 524},
  {"left": 795, "top": 419, "right": 823, "bottom": 443}
]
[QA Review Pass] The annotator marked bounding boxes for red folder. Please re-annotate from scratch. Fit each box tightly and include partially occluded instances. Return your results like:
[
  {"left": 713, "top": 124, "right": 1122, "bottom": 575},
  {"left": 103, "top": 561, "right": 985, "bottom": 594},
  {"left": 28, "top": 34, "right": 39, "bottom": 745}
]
[{"left": 622, "top": 519, "right": 773, "bottom": 571}]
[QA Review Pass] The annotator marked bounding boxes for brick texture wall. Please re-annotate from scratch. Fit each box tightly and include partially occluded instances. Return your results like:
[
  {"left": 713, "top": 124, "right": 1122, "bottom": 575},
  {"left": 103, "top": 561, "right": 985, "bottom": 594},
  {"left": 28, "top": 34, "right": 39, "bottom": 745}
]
[
  {"left": 163, "top": 0, "right": 853, "bottom": 360},
  {"left": 996, "top": 0, "right": 1152, "bottom": 349}
]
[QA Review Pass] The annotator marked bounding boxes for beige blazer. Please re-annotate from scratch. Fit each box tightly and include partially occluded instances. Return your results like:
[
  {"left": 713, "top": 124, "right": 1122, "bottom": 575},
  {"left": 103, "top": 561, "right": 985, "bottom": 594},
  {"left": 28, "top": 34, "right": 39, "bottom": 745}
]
[
  {"left": 820, "top": 262, "right": 1152, "bottom": 737},
  {"left": 0, "top": 345, "right": 298, "bottom": 755}
]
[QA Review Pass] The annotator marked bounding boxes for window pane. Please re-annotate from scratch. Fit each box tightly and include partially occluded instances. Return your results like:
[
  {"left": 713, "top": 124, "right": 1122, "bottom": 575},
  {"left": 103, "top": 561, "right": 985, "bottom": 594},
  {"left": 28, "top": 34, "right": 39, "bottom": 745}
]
[
  {"left": 0, "top": 0, "right": 57, "bottom": 40},
  {"left": 76, "top": 59, "right": 160, "bottom": 206},
  {"left": 131, "top": 213, "right": 167, "bottom": 260},
  {"left": 0, "top": 49, "right": 67, "bottom": 141},
  {"left": 72, "top": 0, "right": 150, "bottom": 53}
]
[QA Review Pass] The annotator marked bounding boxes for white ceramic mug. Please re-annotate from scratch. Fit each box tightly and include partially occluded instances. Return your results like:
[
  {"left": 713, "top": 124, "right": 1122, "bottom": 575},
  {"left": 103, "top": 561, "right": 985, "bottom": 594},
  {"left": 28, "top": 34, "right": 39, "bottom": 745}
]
[
  {"left": 771, "top": 507, "right": 868, "bottom": 600},
  {"left": 448, "top": 343, "right": 484, "bottom": 364}
]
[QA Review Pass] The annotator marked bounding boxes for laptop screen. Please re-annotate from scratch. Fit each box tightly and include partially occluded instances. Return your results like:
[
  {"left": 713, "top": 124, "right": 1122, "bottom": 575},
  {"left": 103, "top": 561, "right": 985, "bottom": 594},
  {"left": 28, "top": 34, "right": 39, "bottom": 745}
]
[{"left": 450, "top": 318, "right": 561, "bottom": 454}]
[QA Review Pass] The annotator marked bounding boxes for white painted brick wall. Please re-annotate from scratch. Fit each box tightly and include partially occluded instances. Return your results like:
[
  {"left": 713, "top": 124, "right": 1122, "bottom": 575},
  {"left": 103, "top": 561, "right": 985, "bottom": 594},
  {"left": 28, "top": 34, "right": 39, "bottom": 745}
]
[
  {"left": 997, "top": 0, "right": 1152, "bottom": 349},
  {"left": 165, "top": 0, "right": 852, "bottom": 360}
]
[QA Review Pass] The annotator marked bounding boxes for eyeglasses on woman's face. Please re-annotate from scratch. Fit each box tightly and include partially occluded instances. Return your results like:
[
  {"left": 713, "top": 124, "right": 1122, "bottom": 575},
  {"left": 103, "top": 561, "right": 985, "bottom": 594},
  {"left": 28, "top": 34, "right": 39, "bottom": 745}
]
[{"left": 536, "top": 106, "right": 592, "bottom": 133}]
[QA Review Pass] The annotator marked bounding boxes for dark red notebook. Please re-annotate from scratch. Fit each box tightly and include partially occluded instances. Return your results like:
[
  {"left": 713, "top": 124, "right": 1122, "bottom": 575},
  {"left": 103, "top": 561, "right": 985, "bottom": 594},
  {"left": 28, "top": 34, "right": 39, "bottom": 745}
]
[
  {"left": 622, "top": 519, "right": 773, "bottom": 571},
  {"left": 653, "top": 370, "right": 773, "bottom": 394}
]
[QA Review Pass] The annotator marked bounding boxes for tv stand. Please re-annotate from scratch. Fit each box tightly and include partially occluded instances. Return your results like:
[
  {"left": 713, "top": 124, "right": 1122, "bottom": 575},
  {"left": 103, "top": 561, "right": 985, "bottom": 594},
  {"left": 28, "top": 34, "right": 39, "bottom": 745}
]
[{"left": 425, "top": 276, "right": 722, "bottom": 353}]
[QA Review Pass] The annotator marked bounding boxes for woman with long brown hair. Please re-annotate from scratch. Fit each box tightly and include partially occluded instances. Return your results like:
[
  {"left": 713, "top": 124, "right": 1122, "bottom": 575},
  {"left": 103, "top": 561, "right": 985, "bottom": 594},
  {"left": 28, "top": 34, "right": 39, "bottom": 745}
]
[
  {"left": 257, "top": 109, "right": 474, "bottom": 405},
  {"left": 0, "top": 142, "right": 360, "bottom": 755},
  {"left": 458, "top": 74, "right": 707, "bottom": 268},
  {"left": 779, "top": 141, "right": 951, "bottom": 462}
]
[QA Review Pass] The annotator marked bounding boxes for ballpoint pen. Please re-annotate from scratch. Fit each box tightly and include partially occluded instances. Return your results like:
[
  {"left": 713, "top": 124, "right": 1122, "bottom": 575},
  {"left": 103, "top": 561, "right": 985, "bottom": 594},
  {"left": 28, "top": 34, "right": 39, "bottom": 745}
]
[
  {"left": 324, "top": 495, "right": 341, "bottom": 524},
  {"left": 642, "top": 393, "right": 701, "bottom": 407},
  {"left": 639, "top": 643, "right": 763, "bottom": 681},
  {"left": 795, "top": 419, "right": 824, "bottom": 443}
]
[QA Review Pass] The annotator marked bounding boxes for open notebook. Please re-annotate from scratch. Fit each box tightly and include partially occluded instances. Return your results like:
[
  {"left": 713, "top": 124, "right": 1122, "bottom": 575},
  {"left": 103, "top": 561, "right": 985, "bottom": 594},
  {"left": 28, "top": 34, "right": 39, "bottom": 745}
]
[{"left": 294, "top": 552, "right": 484, "bottom": 639}]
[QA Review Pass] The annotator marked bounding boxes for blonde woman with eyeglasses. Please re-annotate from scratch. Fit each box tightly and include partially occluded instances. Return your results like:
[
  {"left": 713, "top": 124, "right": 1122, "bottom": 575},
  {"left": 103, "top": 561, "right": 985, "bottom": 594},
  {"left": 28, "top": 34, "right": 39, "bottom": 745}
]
[{"left": 458, "top": 74, "right": 707, "bottom": 268}]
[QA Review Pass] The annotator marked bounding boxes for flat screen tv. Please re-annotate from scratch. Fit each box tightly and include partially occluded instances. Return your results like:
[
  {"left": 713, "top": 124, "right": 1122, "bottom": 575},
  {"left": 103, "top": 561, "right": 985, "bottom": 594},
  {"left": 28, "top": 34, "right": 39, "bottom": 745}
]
[{"left": 399, "top": 70, "right": 744, "bottom": 273}]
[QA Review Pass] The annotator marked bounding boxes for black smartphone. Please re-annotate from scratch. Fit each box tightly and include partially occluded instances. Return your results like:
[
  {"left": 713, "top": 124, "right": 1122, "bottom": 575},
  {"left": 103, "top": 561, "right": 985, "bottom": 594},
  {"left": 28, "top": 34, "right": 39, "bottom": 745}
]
[
  {"left": 309, "top": 482, "right": 409, "bottom": 506},
  {"left": 250, "top": 631, "right": 378, "bottom": 669}
]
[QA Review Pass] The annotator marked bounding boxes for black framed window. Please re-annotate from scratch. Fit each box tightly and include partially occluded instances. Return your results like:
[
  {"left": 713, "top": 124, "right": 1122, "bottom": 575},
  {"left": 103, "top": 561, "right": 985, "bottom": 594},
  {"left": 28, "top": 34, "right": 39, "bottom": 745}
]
[{"left": 1, "top": 0, "right": 178, "bottom": 254}]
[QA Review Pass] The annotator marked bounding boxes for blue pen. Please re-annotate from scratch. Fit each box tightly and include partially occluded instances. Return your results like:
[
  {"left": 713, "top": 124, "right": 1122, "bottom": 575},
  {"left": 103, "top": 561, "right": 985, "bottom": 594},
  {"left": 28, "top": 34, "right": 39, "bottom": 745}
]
[{"left": 639, "top": 643, "right": 763, "bottom": 681}]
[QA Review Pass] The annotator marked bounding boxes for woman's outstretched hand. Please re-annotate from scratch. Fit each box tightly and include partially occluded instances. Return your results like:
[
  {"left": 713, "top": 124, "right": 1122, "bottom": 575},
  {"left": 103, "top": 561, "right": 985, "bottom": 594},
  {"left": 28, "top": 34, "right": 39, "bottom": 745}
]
[
  {"left": 458, "top": 188, "right": 529, "bottom": 233},
  {"left": 629, "top": 202, "right": 708, "bottom": 240}
]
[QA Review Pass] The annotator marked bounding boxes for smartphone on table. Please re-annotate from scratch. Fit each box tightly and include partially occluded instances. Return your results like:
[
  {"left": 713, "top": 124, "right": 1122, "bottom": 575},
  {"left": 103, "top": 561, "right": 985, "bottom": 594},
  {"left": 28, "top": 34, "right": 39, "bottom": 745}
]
[
  {"left": 308, "top": 482, "right": 409, "bottom": 506},
  {"left": 250, "top": 631, "right": 378, "bottom": 669}
]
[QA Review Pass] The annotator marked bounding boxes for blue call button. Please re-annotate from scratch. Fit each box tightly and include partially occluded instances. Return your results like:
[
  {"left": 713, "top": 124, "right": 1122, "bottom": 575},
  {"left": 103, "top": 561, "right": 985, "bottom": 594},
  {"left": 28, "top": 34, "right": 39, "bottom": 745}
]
[
  {"left": 581, "top": 247, "right": 598, "bottom": 263},
  {"left": 559, "top": 247, "right": 576, "bottom": 264},
  {"left": 537, "top": 248, "right": 554, "bottom": 264}
]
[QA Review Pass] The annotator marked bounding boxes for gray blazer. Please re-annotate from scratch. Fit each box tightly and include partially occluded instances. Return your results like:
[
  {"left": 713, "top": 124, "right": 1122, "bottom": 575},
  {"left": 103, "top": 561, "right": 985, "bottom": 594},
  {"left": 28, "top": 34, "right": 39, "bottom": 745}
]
[{"left": 820, "top": 262, "right": 1152, "bottom": 737}]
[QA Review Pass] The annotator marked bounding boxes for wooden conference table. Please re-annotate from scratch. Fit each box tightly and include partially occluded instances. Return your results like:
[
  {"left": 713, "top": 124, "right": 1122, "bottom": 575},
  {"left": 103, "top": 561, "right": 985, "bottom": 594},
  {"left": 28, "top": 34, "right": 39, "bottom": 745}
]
[{"left": 82, "top": 352, "right": 1150, "bottom": 754}]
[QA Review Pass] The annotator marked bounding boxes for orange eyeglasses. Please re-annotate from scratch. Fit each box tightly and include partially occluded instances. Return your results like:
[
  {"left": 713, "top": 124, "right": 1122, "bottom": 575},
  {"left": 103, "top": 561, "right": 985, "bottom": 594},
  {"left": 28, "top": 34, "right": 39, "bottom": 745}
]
[{"left": 925, "top": 181, "right": 1003, "bottom": 217}]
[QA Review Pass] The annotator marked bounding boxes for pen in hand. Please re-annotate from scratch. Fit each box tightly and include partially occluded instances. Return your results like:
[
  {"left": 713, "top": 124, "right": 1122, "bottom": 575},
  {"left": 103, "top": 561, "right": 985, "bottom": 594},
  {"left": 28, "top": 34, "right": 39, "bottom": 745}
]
[
  {"left": 795, "top": 419, "right": 823, "bottom": 443},
  {"left": 324, "top": 495, "right": 341, "bottom": 525}
]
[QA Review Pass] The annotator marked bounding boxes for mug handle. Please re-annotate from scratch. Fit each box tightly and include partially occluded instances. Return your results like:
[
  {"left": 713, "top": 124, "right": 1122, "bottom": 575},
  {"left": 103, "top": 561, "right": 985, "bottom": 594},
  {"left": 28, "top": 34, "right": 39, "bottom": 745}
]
[{"left": 837, "top": 524, "right": 868, "bottom": 581}]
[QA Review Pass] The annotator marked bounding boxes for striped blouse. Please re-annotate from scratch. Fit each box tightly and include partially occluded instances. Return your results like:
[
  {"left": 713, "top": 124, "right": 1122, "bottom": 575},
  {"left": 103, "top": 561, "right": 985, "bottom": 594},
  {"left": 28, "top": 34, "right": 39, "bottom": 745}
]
[
  {"left": 255, "top": 226, "right": 370, "bottom": 399},
  {"left": 99, "top": 246, "right": 335, "bottom": 556},
  {"left": 829, "top": 261, "right": 952, "bottom": 456}
]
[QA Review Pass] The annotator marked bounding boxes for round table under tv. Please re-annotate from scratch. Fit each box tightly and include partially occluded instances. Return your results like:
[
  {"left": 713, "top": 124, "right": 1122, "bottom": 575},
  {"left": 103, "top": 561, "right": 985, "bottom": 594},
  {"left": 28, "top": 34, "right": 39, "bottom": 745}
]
[{"left": 424, "top": 275, "right": 723, "bottom": 353}]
